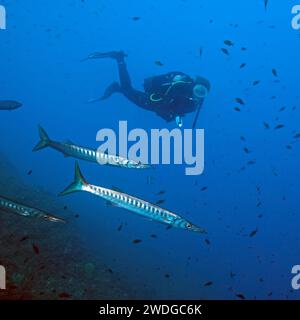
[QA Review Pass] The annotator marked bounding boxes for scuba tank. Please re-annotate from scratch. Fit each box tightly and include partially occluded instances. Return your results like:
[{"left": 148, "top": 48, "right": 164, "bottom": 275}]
[{"left": 144, "top": 72, "right": 193, "bottom": 103}]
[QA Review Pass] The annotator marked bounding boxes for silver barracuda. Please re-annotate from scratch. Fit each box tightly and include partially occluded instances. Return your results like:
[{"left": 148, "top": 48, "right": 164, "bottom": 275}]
[
  {"left": 60, "top": 162, "right": 205, "bottom": 233},
  {"left": 0, "top": 195, "right": 65, "bottom": 223},
  {"left": 33, "top": 125, "right": 149, "bottom": 169}
]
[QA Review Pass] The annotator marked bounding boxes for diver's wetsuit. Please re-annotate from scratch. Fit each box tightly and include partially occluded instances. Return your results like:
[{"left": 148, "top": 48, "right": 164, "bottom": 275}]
[{"left": 112, "top": 55, "right": 203, "bottom": 122}]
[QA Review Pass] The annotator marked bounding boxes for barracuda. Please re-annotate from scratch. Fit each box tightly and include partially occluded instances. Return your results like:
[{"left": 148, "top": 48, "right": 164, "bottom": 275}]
[
  {"left": 0, "top": 196, "right": 65, "bottom": 223},
  {"left": 60, "top": 162, "right": 205, "bottom": 233},
  {"left": 33, "top": 125, "right": 149, "bottom": 169}
]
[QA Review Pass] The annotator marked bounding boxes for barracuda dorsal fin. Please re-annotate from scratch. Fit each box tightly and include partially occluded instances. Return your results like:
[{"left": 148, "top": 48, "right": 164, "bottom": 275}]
[
  {"left": 111, "top": 186, "right": 124, "bottom": 193},
  {"left": 59, "top": 161, "right": 87, "bottom": 196},
  {"left": 64, "top": 139, "right": 74, "bottom": 145}
]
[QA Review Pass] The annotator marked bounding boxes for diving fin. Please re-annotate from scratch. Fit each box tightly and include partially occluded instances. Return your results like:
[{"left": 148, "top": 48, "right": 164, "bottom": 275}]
[
  {"left": 101, "top": 82, "right": 121, "bottom": 101},
  {"left": 87, "top": 82, "right": 121, "bottom": 104},
  {"left": 81, "top": 51, "right": 127, "bottom": 62}
]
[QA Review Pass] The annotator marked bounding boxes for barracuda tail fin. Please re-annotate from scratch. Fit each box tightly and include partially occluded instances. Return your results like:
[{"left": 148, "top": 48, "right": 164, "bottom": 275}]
[
  {"left": 59, "top": 162, "right": 87, "bottom": 196},
  {"left": 33, "top": 125, "right": 51, "bottom": 151}
]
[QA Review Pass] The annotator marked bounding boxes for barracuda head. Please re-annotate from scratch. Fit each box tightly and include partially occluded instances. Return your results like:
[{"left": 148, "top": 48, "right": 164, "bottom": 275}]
[
  {"left": 178, "top": 219, "right": 206, "bottom": 234},
  {"left": 44, "top": 215, "right": 66, "bottom": 223}
]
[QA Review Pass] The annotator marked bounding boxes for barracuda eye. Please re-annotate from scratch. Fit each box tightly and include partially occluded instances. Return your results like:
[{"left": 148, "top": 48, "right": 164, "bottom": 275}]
[{"left": 186, "top": 223, "right": 192, "bottom": 229}]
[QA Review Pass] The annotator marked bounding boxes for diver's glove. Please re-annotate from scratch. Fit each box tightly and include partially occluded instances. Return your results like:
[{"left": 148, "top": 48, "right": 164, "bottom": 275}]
[{"left": 176, "top": 116, "right": 183, "bottom": 128}]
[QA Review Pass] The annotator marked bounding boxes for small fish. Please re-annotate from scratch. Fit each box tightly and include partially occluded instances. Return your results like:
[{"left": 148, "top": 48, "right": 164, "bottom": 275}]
[
  {"left": 272, "top": 68, "right": 278, "bottom": 77},
  {"left": 201, "top": 186, "right": 208, "bottom": 191},
  {"left": 157, "top": 190, "right": 166, "bottom": 195},
  {"left": 165, "top": 274, "right": 171, "bottom": 279},
  {"left": 249, "top": 228, "right": 258, "bottom": 237},
  {"left": 253, "top": 80, "right": 260, "bottom": 86},
  {"left": 19, "top": 235, "right": 29, "bottom": 242},
  {"left": 132, "top": 239, "right": 142, "bottom": 244},
  {"left": 27, "top": 170, "right": 33, "bottom": 176},
  {"left": 155, "top": 199, "right": 165, "bottom": 205},
  {"left": 199, "top": 47, "right": 203, "bottom": 58},
  {"left": 247, "top": 160, "right": 256, "bottom": 165},
  {"left": 235, "top": 98, "right": 245, "bottom": 105},
  {"left": 236, "top": 293, "right": 246, "bottom": 300},
  {"left": 32, "top": 244, "right": 40, "bottom": 255},
  {"left": 294, "top": 133, "right": 300, "bottom": 139},
  {"left": 205, "top": 238, "right": 211, "bottom": 245},
  {"left": 264, "top": 0, "right": 269, "bottom": 10},
  {"left": 221, "top": 48, "right": 230, "bottom": 56},
  {"left": 263, "top": 122, "right": 270, "bottom": 129},
  {"left": 106, "top": 268, "right": 113, "bottom": 274},
  {"left": 243, "top": 147, "right": 250, "bottom": 154},
  {"left": 274, "top": 124, "right": 284, "bottom": 130},
  {"left": 279, "top": 107, "right": 285, "bottom": 112},
  {"left": 224, "top": 40, "right": 234, "bottom": 46},
  {"left": 241, "top": 47, "right": 247, "bottom": 51},
  {"left": 155, "top": 60, "right": 164, "bottom": 66},
  {"left": 117, "top": 223, "right": 123, "bottom": 232},
  {"left": 240, "top": 63, "right": 246, "bottom": 69},
  {"left": 230, "top": 272, "right": 236, "bottom": 279},
  {"left": 286, "top": 145, "right": 292, "bottom": 150},
  {"left": 33, "top": 126, "right": 149, "bottom": 169},
  {"left": 74, "top": 214, "right": 80, "bottom": 218},
  {"left": 0, "top": 100, "right": 22, "bottom": 111},
  {"left": 240, "top": 136, "right": 246, "bottom": 141},
  {"left": 256, "top": 202, "right": 261, "bottom": 207},
  {"left": 132, "top": 16, "right": 141, "bottom": 21},
  {"left": 234, "top": 107, "right": 241, "bottom": 112},
  {"left": 204, "top": 281, "right": 213, "bottom": 287},
  {"left": 150, "top": 234, "right": 157, "bottom": 238}
]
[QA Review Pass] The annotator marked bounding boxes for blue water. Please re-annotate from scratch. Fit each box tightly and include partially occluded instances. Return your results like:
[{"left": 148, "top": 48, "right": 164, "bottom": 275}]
[{"left": 1, "top": 0, "right": 300, "bottom": 299}]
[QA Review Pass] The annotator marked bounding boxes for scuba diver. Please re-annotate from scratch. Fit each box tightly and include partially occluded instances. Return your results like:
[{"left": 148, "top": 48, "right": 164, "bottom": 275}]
[{"left": 83, "top": 51, "right": 210, "bottom": 128}]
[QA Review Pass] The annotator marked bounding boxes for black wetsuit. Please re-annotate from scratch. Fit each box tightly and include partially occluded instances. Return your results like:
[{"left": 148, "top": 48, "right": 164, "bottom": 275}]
[{"left": 115, "top": 56, "right": 202, "bottom": 122}]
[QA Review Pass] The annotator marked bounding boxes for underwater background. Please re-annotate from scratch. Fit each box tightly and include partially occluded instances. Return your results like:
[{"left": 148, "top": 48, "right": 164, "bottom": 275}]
[{"left": 1, "top": 0, "right": 300, "bottom": 300}]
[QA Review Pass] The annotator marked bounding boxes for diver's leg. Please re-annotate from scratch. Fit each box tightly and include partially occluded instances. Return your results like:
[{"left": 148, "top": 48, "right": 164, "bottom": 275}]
[
  {"left": 115, "top": 55, "right": 152, "bottom": 109},
  {"left": 116, "top": 55, "right": 133, "bottom": 91}
]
